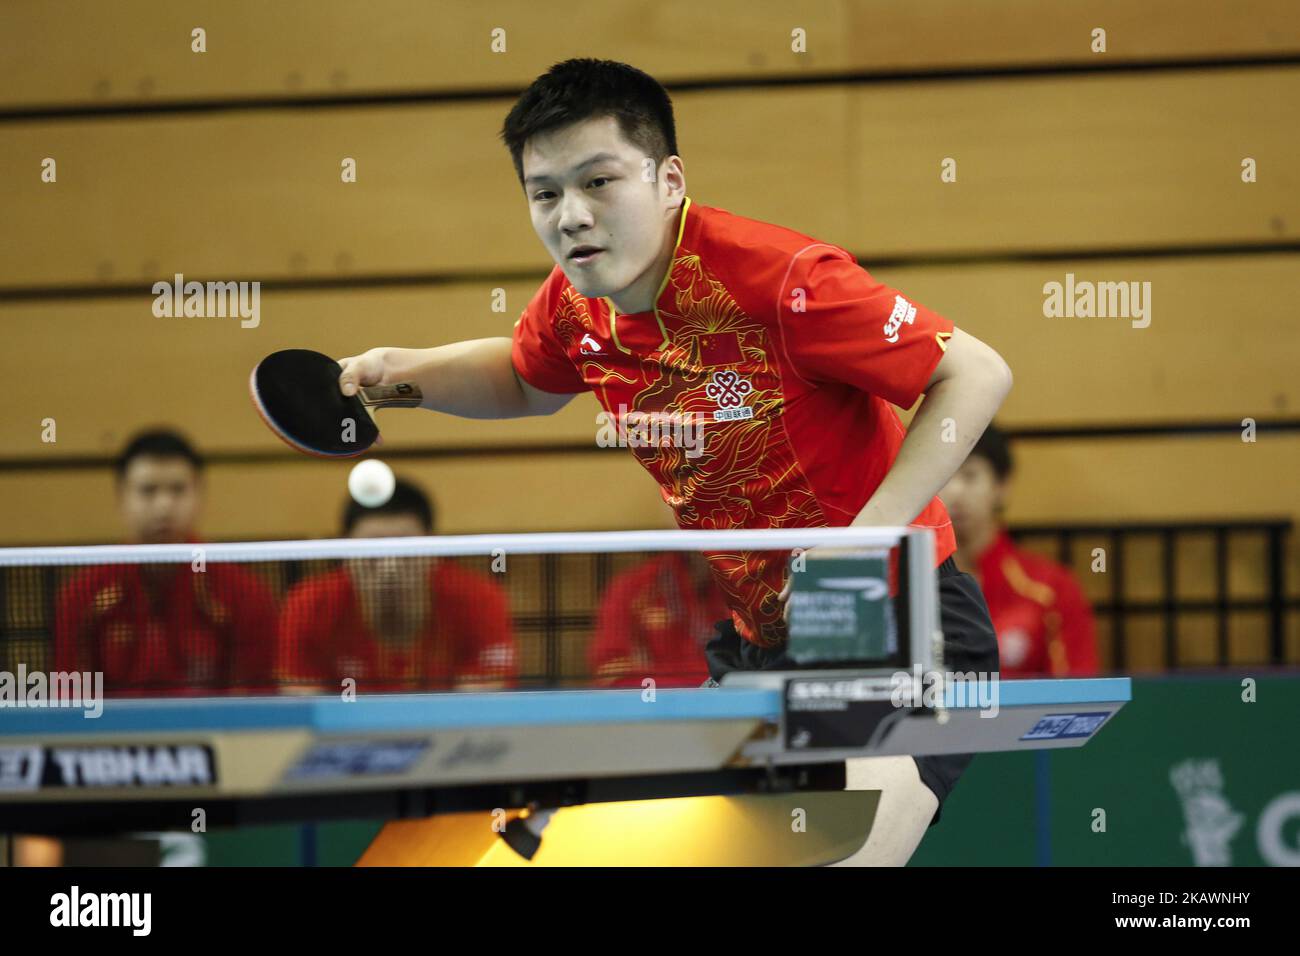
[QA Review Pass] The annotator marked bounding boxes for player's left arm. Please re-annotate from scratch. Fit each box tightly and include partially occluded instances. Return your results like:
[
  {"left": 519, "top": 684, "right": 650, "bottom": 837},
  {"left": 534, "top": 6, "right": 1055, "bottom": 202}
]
[
  {"left": 775, "top": 252, "right": 1011, "bottom": 530},
  {"left": 853, "top": 327, "right": 1012, "bottom": 528}
]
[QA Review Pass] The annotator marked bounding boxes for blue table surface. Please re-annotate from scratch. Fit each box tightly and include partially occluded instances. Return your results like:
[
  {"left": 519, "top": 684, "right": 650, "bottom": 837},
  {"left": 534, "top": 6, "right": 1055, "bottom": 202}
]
[{"left": 0, "top": 678, "right": 1130, "bottom": 737}]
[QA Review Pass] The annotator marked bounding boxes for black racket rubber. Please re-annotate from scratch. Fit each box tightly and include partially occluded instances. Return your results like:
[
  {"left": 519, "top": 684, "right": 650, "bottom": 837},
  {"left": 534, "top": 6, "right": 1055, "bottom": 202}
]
[{"left": 250, "top": 349, "right": 379, "bottom": 458}]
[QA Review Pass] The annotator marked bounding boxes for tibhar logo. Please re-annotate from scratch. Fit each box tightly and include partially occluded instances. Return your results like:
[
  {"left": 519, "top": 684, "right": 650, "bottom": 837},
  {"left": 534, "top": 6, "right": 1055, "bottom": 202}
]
[
  {"left": 1170, "top": 758, "right": 1244, "bottom": 866},
  {"left": 883, "top": 295, "right": 916, "bottom": 343},
  {"left": 1042, "top": 273, "right": 1151, "bottom": 329},
  {"left": 50, "top": 886, "right": 151, "bottom": 936},
  {"left": 0, "top": 667, "right": 103, "bottom": 718},
  {"left": 596, "top": 406, "right": 705, "bottom": 459},
  {"left": 889, "top": 666, "right": 1000, "bottom": 717},
  {"left": 0, "top": 744, "right": 217, "bottom": 790},
  {"left": 152, "top": 272, "right": 260, "bottom": 328}
]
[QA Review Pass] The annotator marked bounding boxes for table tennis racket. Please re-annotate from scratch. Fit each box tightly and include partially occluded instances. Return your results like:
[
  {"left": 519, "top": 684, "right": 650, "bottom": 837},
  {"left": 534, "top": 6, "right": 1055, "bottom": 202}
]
[{"left": 250, "top": 349, "right": 423, "bottom": 458}]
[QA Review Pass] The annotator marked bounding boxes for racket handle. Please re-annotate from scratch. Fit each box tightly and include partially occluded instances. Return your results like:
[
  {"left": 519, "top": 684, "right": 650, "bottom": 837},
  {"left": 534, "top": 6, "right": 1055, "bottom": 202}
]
[{"left": 357, "top": 382, "right": 423, "bottom": 409}]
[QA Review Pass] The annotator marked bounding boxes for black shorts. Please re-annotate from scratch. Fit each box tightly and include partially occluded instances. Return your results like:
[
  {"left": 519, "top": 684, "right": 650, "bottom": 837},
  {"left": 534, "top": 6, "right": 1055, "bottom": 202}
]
[{"left": 703, "top": 555, "right": 1000, "bottom": 826}]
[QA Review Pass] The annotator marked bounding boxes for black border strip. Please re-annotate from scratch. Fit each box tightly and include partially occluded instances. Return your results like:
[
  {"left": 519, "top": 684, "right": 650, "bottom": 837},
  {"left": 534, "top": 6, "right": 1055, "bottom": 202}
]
[
  {"left": 3, "top": 52, "right": 1299, "bottom": 123},
  {"left": 5, "top": 242, "right": 1300, "bottom": 303},
  {"left": 1, "top": 420, "right": 1298, "bottom": 474},
  {"left": 0, "top": 762, "right": 846, "bottom": 836}
]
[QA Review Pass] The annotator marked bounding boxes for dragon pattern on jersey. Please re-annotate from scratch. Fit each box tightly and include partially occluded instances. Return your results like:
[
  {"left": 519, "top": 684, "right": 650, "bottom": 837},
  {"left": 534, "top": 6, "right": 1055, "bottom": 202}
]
[{"left": 556, "top": 252, "right": 827, "bottom": 646}]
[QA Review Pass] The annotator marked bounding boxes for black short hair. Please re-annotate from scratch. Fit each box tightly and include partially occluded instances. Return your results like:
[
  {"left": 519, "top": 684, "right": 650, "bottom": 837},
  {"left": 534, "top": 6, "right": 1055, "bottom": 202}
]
[
  {"left": 342, "top": 477, "right": 436, "bottom": 536},
  {"left": 970, "top": 423, "right": 1014, "bottom": 481},
  {"left": 114, "top": 428, "right": 204, "bottom": 481},
  {"left": 500, "top": 58, "right": 679, "bottom": 187}
]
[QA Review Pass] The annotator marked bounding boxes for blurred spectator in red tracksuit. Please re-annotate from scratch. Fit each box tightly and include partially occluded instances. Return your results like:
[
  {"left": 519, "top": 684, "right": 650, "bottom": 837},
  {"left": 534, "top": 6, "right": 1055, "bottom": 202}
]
[
  {"left": 589, "top": 549, "right": 729, "bottom": 688},
  {"left": 53, "top": 429, "right": 276, "bottom": 696},
  {"left": 277, "top": 477, "right": 518, "bottom": 692},
  {"left": 939, "top": 424, "right": 1099, "bottom": 676}
]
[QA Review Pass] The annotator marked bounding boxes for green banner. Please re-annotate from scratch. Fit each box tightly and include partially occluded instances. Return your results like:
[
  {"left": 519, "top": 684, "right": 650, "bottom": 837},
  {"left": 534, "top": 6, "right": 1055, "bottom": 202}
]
[{"left": 913, "top": 675, "right": 1300, "bottom": 866}]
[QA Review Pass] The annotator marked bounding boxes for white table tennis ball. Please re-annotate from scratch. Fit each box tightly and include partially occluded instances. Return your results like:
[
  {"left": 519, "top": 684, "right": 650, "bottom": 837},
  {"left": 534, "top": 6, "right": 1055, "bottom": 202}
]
[{"left": 348, "top": 459, "right": 396, "bottom": 508}]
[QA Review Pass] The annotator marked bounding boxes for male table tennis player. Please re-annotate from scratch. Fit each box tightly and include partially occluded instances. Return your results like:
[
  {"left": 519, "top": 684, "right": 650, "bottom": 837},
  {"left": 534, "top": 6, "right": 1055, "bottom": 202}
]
[
  {"left": 53, "top": 429, "right": 277, "bottom": 697},
  {"left": 336, "top": 59, "right": 1011, "bottom": 864},
  {"left": 940, "top": 424, "right": 1098, "bottom": 677},
  {"left": 277, "top": 478, "right": 518, "bottom": 692}
]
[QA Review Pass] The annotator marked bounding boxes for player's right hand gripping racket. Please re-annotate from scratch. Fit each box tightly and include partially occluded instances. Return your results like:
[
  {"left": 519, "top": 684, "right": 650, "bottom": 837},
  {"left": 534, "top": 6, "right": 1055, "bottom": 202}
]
[{"left": 249, "top": 349, "right": 423, "bottom": 458}]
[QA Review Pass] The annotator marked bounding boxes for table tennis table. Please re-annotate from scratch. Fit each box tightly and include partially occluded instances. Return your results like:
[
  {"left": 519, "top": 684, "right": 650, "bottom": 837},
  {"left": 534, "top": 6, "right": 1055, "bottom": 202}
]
[{"left": 1, "top": 674, "right": 1129, "bottom": 864}]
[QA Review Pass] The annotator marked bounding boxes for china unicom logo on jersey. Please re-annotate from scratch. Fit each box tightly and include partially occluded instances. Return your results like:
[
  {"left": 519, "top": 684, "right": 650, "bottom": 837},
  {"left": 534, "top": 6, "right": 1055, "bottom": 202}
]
[
  {"left": 883, "top": 295, "right": 917, "bottom": 343},
  {"left": 706, "top": 370, "right": 754, "bottom": 421}
]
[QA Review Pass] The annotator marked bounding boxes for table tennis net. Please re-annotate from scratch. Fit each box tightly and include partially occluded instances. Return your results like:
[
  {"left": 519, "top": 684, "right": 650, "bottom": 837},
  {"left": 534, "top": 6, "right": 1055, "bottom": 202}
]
[{"left": 0, "top": 529, "right": 910, "bottom": 697}]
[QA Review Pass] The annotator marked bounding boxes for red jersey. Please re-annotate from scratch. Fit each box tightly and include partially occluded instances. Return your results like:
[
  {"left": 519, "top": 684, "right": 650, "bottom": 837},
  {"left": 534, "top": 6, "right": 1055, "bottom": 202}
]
[
  {"left": 53, "top": 563, "right": 277, "bottom": 696},
  {"left": 513, "top": 197, "right": 956, "bottom": 647},
  {"left": 977, "top": 530, "right": 1099, "bottom": 677},
  {"left": 276, "top": 562, "right": 518, "bottom": 691},
  {"left": 589, "top": 553, "right": 730, "bottom": 688}
]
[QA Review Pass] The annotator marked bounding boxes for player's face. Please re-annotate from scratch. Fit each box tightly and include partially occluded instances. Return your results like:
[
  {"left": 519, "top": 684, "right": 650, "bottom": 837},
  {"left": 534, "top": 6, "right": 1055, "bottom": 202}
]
[
  {"left": 117, "top": 456, "right": 202, "bottom": 544},
  {"left": 939, "top": 456, "right": 1004, "bottom": 536},
  {"left": 523, "top": 115, "right": 685, "bottom": 308}
]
